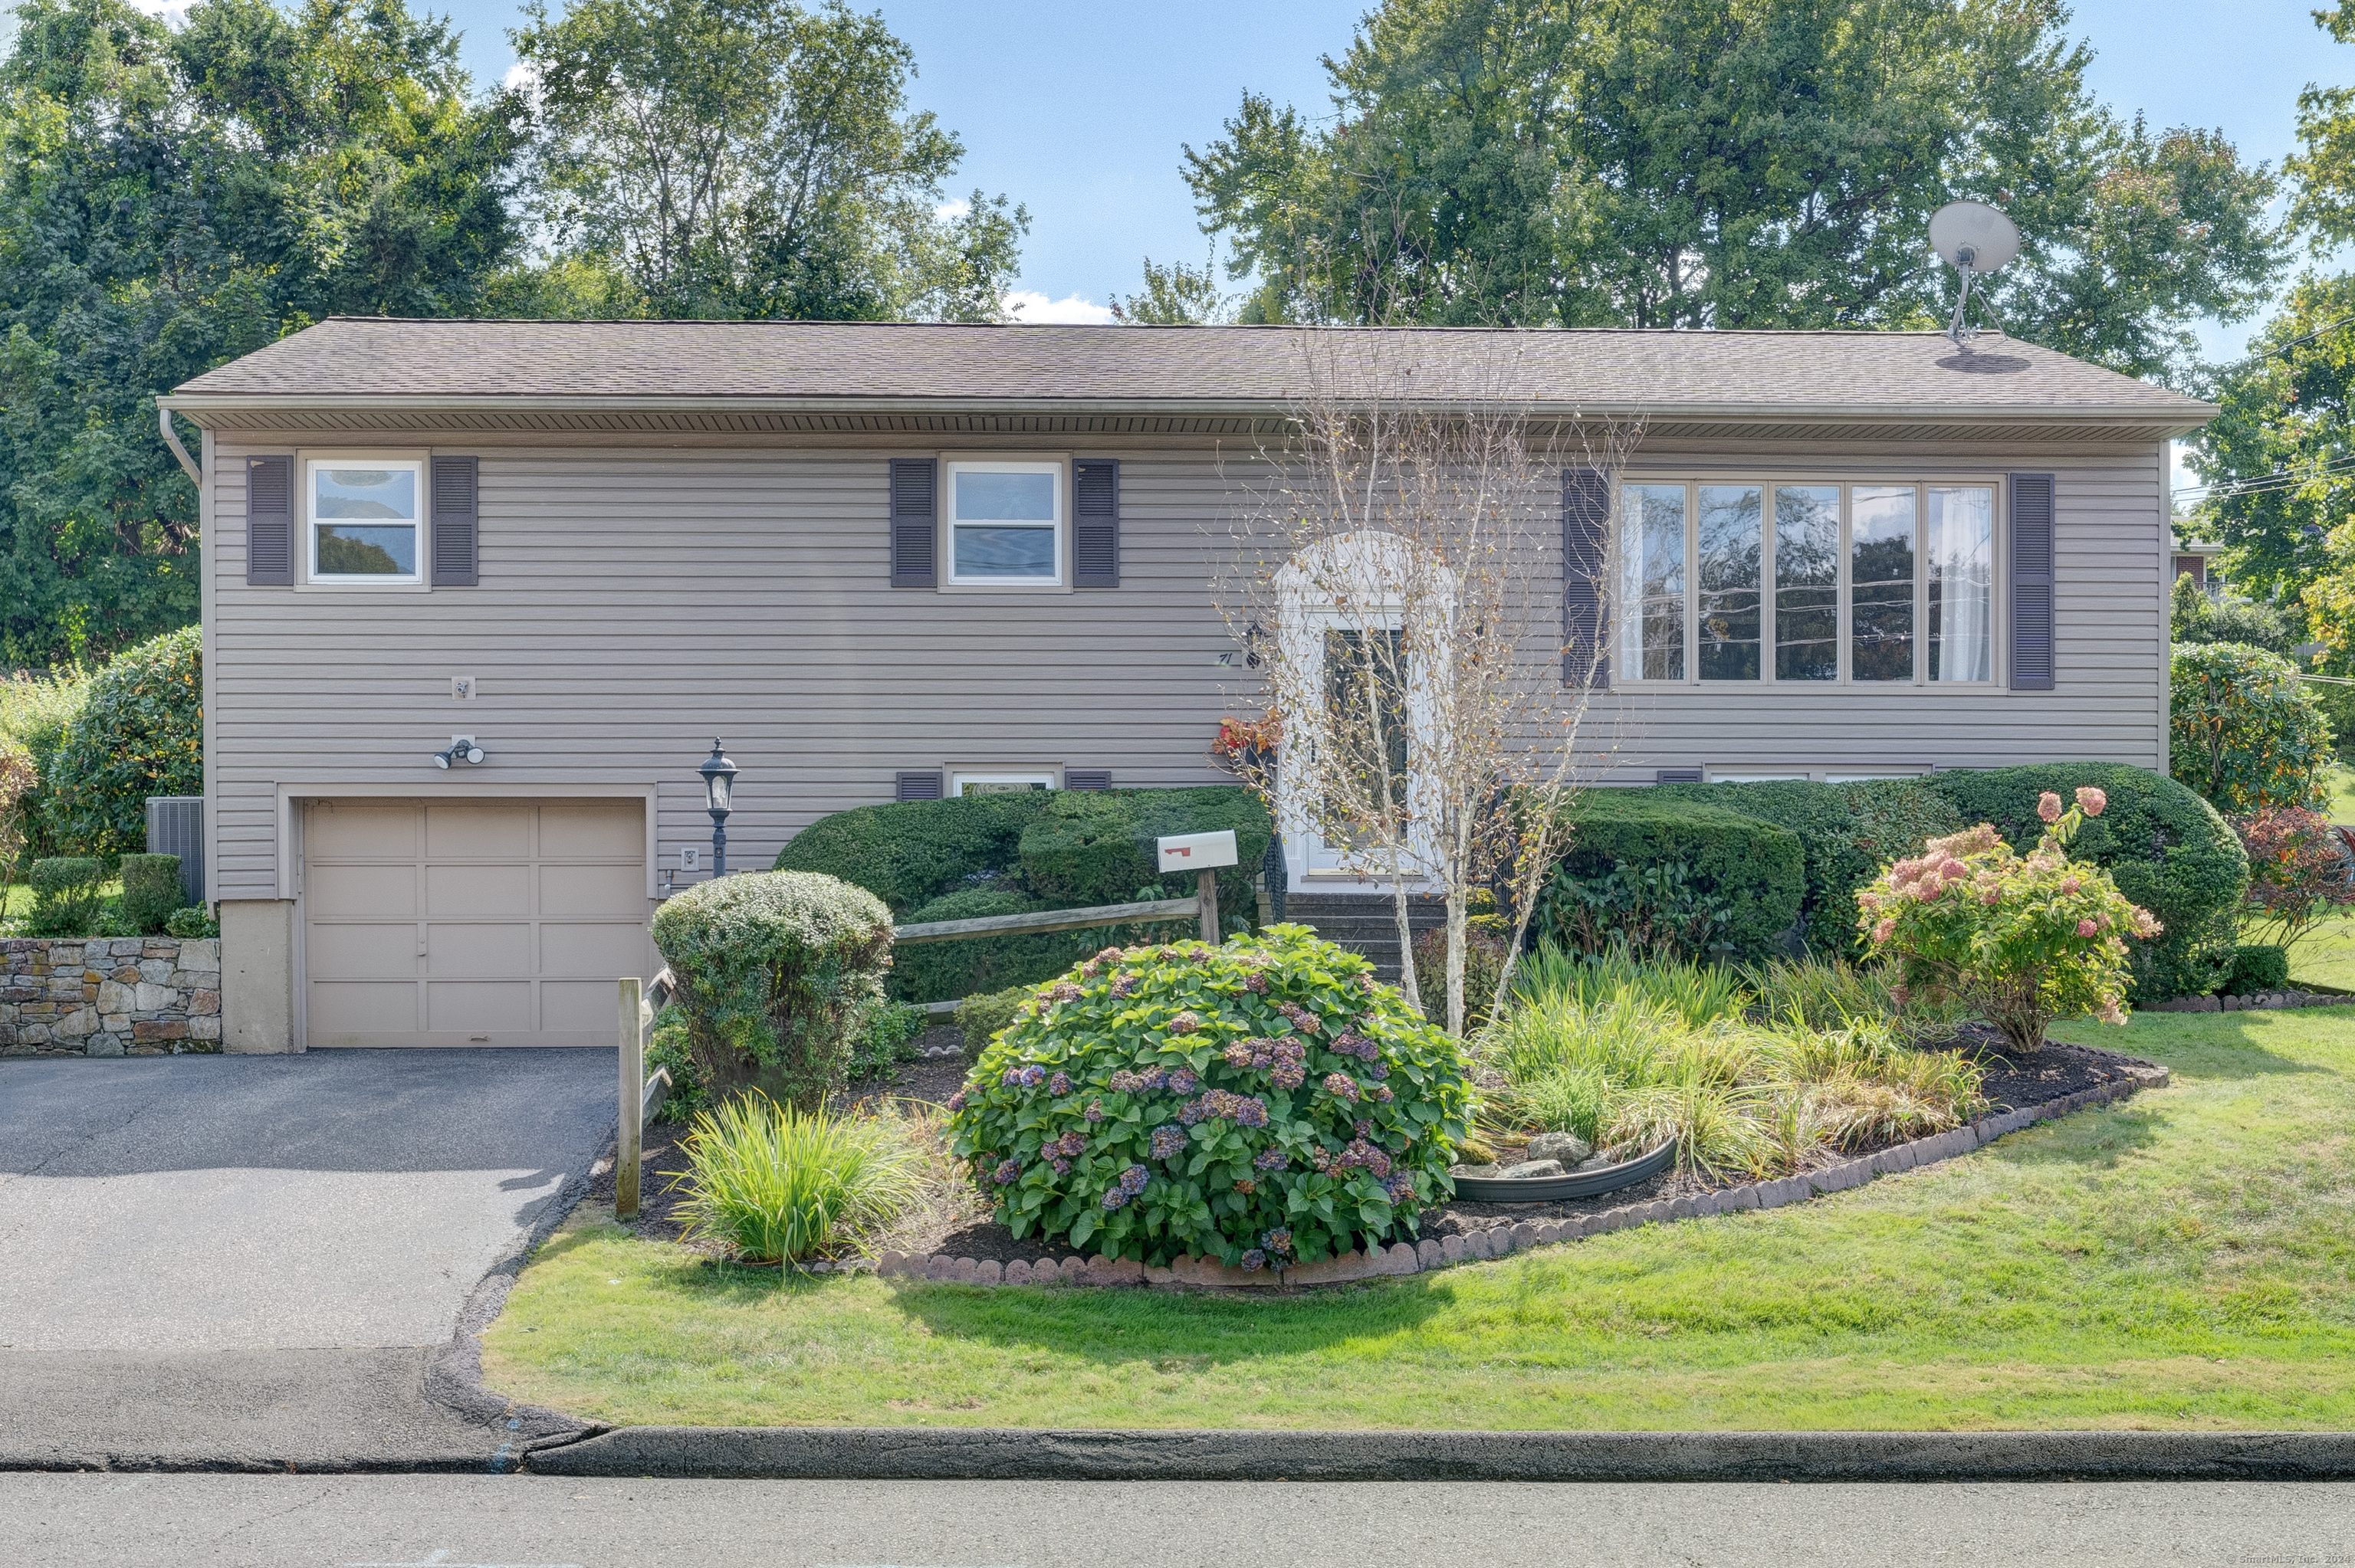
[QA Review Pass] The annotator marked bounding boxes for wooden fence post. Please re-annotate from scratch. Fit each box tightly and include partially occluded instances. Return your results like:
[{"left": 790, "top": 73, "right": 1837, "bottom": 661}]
[
  {"left": 618, "top": 975, "right": 644, "bottom": 1220},
  {"left": 1196, "top": 869, "right": 1220, "bottom": 943}
]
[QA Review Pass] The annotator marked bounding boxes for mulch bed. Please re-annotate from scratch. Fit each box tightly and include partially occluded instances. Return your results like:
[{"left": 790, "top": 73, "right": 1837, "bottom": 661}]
[{"left": 589, "top": 1029, "right": 2159, "bottom": 1262}]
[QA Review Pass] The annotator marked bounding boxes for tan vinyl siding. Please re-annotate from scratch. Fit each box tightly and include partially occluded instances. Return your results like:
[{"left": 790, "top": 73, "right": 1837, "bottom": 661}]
[{"left": 205, "top": 434, "right": 2168, "bottom": 899}]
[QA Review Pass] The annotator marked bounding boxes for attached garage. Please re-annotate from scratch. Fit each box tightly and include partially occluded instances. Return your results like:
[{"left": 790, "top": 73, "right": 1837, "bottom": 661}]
[{"left": 301, "top": 798, "right": 654, "bottom": 1047}]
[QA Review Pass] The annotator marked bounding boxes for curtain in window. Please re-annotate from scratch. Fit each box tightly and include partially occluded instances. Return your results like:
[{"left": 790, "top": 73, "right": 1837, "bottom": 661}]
[
  {"left": 1620, "top": 485, "right": 1687, "bottom": 680},
  {"left": 1929, "top": 486, "right": 1995, "bottom": 682}
]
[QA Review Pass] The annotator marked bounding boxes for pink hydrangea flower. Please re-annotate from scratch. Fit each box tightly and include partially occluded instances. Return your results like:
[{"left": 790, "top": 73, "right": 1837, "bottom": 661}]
[
  {"left": 2060, "top": 877, "right": 2080, "bottom": 894},
  {"left": 2131, "top": 907, "right": 2163, "bottom": 938},
  {"left": 2076, "top": 918, "right": 2099, "bottom": 937},
  {"left": 2076, "top": 786, "right": 2107, "bottom": 817},
  {"left": 2038, "top": 792, "right": 2064, "bottom": 823},
  {"left": 1940, "top": 858, "right": 1967, "bottom": 880},
  {"left": 1980, "top": 887, "right": 2000, "bottom": 905},
  {"left": 1871, "top": 918, "right": 1896, "bottom": 943}
]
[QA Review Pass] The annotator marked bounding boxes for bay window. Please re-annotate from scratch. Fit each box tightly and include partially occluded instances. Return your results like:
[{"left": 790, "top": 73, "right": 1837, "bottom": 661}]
[{"left": 1616, "top": 478, "right": 1998, "bottom": 686}]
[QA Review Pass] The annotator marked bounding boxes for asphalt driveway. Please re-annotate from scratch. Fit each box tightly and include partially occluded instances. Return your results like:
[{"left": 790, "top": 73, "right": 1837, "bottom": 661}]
[{"left": 0, "top": 1049, "right": 615, "bottom": 1469}]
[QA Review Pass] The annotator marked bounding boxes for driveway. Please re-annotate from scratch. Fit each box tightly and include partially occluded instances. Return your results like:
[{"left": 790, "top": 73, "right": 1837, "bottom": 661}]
[{"left": 0, "top": 1049, "right": 615, "bottom": 1469}]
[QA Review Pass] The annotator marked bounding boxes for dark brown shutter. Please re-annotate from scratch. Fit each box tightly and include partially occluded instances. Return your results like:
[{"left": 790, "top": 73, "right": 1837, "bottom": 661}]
[
  {"left": 1562, "top": 467, "right": 1611, "bottom": 687},
  {"left": 432, "top": 455, "right": 479, "bottom": 586},
  {"left": 2009, "top": 472, "right": 2055, "bottom": 691},
  {"left": 1065, "top": 769, "right": 1112, "bottom": 791},
  {"left": 895, "top": 770, "right": 943, "bottom": 802},
  {"left": 1073, "top": 459, "right": 1119, "bottom": 587},
  {"left": 890, "top": 458, "right": 937, "bottom": 587},
  {"left": 245, "top": 455, "right": 294, "bottom": 586}
]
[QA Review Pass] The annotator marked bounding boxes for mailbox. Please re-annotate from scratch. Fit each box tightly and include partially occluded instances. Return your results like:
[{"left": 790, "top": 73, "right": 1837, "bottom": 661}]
[{"left": 1157, "top": 829, "right": 1240, "bottom": 874}]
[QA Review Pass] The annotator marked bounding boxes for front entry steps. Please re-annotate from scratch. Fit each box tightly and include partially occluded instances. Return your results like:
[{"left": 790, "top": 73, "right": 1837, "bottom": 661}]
[{"left": 1279, "top": 892, "right": 1447, "bottom": 981}]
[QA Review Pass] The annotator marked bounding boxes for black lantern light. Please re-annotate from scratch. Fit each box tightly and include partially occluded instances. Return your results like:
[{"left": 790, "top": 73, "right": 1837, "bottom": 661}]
[{"left": 698, "top": 739, "right": 737, "bottom": 877}]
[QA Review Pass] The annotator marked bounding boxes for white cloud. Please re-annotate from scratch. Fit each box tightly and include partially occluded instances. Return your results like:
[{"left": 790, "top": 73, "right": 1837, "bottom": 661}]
[
  {"left": 1000, "top": 290, "right": 1115, "bottom": 326},
  {"left": 504, "top": 61, "right": 539, "bottom": 90},
  {"left": 124, "top": 0, "right": 193, "bottom": 25},
  {"left": 934, "top": 198, "right": 972, "bottom": 223}
]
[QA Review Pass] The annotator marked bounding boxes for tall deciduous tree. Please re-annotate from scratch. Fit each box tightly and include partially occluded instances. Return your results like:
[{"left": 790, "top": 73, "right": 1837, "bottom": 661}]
[
  {"left": 1181, "top": 0, "right": 2283, "bottom": 382},
  {"left": 0, "top": 0, "right": 527, "bottom": 668},
  {"left": 514, "top": 0, "right": 1026, "bottom": 320}
]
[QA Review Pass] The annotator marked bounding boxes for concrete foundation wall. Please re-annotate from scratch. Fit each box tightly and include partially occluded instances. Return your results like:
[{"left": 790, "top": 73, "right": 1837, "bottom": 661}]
[{"left": 220, "top": 900, "right": 297, "bottom": 1054}]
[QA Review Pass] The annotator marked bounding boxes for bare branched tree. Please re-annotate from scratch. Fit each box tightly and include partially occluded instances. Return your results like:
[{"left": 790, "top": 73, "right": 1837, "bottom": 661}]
[{"left": 1217, "top": 331, "right": 1642, "bottom": 1035}]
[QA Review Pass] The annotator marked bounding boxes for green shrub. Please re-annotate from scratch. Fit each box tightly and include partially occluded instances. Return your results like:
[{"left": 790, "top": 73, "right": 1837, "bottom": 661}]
[
  {"left": 0, "top": 665, "right": 90, "bottom": 866},
  {"left": 2222, "top": 943, "right": 2291, "bottom": 995},
  {"left": 650, "top": 871, "right": 895, "bottom": 1110},
  {"left": 645, "top": 1002, "right": 707, "bottom": 1121},
  {"left": 40, "top": 628, "right": 201, "bottom": 863},
  {"left": 26, "top": 856, "right": 104, "bottom": 936},
  {"left": 953, "top": 984, "right": 1028, "bottom": 1060},
  {"left": 2170, "top": 642, "right": 2335, "bottom": 813},
  {"left": 118, "top": 853, "right": 181, "bottom": 934},
  {"left": 164, "top": 905, "right": 218, "bottom": 940},
  {"left": 1926, "top": 763, "right": 2246, "bottom": 1000},
  {"left": 777, "top": 786, "right": 1270, "bottom": 1002},
  {"left": 675, "top": 1095, "right": 919, "bottom": 1263},
  {"left": 1654, "top": 780, "right": 1966, "bottom": 958},
  {"left": 1861, "top": 791, "right": 2153, "bottom": 1052},
  {"left": 847, "top": 997, "right": 926, "bottom": 1081},
  {"left": 2171, "top": 572, "right": 2295, "bottom": 654},
  {"left": 946, "top": 926, "right": 1474, "bottom": 1268},
  {"left": 1538, "top": 791, "right": 1803, "bottom": 963}
]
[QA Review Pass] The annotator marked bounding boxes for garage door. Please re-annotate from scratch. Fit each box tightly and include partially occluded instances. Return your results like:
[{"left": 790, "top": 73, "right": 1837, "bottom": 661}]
[{"left": 303, "top": 799, "right": 652, "bottom": 1047}]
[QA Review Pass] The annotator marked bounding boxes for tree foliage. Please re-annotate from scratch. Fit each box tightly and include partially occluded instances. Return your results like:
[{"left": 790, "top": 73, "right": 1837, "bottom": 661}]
[
  {"left": 2168, "top": 570, "right": 2294, "bottom": 655},
  {"left": 2169, "top": 641, "right": 2337, "bottom": 815},
  {"left": 1180, "top": 0, "right": 2283, "bottom": 379},
  {"left": 514, "top": 0, "right": 1026, "bottom": 320}
]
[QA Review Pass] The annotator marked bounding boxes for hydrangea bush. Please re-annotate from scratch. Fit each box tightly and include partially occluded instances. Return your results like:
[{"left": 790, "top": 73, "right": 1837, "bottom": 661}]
[
  {"left": 1859, "top": 787, "right": 2160, "bottom": 1053},
  {"left": 945, "top": 925, "right": 1473, "bottom": 1268}
]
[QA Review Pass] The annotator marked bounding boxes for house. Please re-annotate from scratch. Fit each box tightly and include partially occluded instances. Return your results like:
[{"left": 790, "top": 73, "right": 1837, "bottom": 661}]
[
  {"left": 160, "top": 320, "right": 2212, "bottom": 1050},
  {"left": 2172, "top": 540, "right": 2229, "bottom": 596}
]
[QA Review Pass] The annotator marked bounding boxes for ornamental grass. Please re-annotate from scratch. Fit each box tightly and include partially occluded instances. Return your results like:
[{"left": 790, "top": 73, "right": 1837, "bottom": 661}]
[
  {"left": 1473, "top": 946, "right": 1985, "bottom": 1180},
  {"left": 674, "top": 1094, "right": 920, "bottom": 1265}
]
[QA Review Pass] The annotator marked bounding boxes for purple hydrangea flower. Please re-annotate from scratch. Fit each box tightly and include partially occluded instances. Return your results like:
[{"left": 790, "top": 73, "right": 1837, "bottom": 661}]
[
  {"left": 946, "top": 1091, "right": 967, "bottom": 1112},
  {"left": 1112, "top": 975, "right": 1140, "bottom": 999},
  {"left": 1252, "top": 1146, "right": 1289, "bottom": 1172},
  {"left": 1260, "top": 1227, "right": 1295, "bottom": 1263},
  {"left": 1240, "top": 1248, "right": 1267, "bottom": 1271},
  {"left": 1243, "top": 970, "right": 1269, "bottom": 994},
  {"left": 1167, "top": 1068, "right": 1199, "bottom": 1095},
  {"left": 1371, "top": 1084, "right": 1394, "bottom": 1104},
  {"left": 1168, "top": 1011, "right": 1202, "bottom": 1035},
  {"left": 1050, "top": 1156, "right": 1071, "bottom": 1175},
  {"left": 1355, "top": 1119, "right": 1375, "bottom": 1140},
  {"left": 1102, "top": 1186, "right": 1130, "bottom": 1210},
  {"left": 1047, "top": 1071, "right": 1071, "bottom": 1097},
  {"left": 992, "top": 1159, "right": 1020, "bottom": 1185},
  {"left": 1085, "top": 1099, "right": 1105, "bottom": 1123},
  {"left": 1322, "top": 1072, "right": 1360, "bottom": 1103},
  {"left": 1119, "top": 1163, "right": 1150, "bottom": 1196},
  {"left": 1150, "top": 1125, "right": 1187, "bottom": 1160}
]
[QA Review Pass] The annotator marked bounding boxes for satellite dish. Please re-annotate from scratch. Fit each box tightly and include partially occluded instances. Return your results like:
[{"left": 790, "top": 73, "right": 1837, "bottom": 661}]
[{"left": 1929, "top": 201, "right": 2021, "bottom": 343}]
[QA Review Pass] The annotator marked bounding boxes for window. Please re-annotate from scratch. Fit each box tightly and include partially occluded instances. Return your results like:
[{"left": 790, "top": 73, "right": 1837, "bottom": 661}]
[
  {"left": 946, "top": 461, "right": 1063, "bottom": 586},
  {"left": 308, "top": 459, "right": 423, "bottom": 584},
  {"left": 948, "top": 770, "right": 1057, "bottom": 796},
  {"left": 1618, "top": 479, "right": 1999, "bottom": 686}
]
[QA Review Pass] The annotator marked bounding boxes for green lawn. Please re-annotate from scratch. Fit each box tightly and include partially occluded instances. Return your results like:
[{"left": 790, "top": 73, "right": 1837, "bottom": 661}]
[
  {"left": 484, "top": 1009, "right": 2355, "bottom": 1432},
  {"left": 2289, "top": 907, "right": 2355, "bottom": 993},
  {"left": 2328, "top": 761, "right": 2355, "bottom": 825}
]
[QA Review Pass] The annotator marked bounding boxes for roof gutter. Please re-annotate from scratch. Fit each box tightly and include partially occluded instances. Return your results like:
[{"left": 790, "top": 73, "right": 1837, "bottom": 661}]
[
  {"left": 156, "top": 399, "right": 201, "bottom": 481},
  {"left": 155, "top": 391, "right": 2219, "bottom": 437}
]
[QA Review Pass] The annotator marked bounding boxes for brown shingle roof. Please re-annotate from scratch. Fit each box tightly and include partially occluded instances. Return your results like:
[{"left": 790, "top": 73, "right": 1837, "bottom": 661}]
[{"left": 170, "top": 317, "right": 2208, "bottom": 424}]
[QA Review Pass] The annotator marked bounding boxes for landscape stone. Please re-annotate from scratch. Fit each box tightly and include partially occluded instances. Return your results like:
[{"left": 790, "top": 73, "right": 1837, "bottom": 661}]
[
  {"left": 1526, "top": 1131, "right": 1591, "bottom": 1165},
  {"left": 1003, "top": 1260, "right": 1031, "bottom": 1285},
  {"left": 1669, "top": 1196, "right": 1696, "bottom": 1219},
  {"left": 1510, "top": 1222, "right": 1539, "bottom": 1251},
  {"left": 1466, "top": 1230, "right": 1495, "bottom": 1260},
  {"left": 1381, "top": 1242, "right": 1419, "bottom": 1275},
  {"left": 1440, "top": 1234, "right": 1467, "bottom": 1263},
  {"left": 1449, "top": 1163, "right": 1500, "bottom": 1178},
  {"left": 1575, "top": 1154, "right": 1613, "bottom": 1172},
  {"left": 1416, "top": 1238, "right": 1444, "bottom": 1269},
  {"left": 951, "top": 1258, "right": 978, "bottom": 1282},
  {"left": 1498, "top": 1159, "right": 1567, "bottom": 1179}
]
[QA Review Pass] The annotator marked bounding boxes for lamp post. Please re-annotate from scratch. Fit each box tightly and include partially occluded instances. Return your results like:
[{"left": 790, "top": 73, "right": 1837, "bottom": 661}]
[{"left": 699, "top": 740, "right": 737, "bottom": 877}]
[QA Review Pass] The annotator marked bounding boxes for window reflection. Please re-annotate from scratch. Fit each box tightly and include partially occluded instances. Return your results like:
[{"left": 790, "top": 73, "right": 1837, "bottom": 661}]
[
  {"left": 1697, "top": 485, "right": 1762, "bottom": 681},
  {"left": 1851, "top": 486, "right": 1917, "bottom": 681},
  {"left": 1774, "top": 485, "right": 1839, "bottom": 681}
]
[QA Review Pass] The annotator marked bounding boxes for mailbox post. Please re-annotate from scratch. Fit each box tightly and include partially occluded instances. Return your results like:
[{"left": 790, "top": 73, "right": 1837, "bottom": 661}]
[{"left": 1157, "top": 830, "right": 1240, "bottom": 943}]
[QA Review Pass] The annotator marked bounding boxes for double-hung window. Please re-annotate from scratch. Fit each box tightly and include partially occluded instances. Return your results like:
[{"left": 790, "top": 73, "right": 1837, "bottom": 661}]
[
  {"left": 307, "top": 459, "right": 424, "bottom": 585},
  {"left": 1615, "top": 478, "right": 1998, "bottom": 686},
  {"left": 945, "top": 461, "right": 1063, "bottom": 586}
]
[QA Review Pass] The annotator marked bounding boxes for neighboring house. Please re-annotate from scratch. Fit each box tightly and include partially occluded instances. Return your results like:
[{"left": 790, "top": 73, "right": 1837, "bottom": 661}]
[
  {"left": 2172, "top": 539, "right": 2228, "bottom": 596},
  {"left": 161, "top": 320, "right": 2212, "bottom": 1051}
]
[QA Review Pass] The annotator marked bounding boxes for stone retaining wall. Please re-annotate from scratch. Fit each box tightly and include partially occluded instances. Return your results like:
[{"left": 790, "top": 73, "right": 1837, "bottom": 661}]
[
  {"left": 0, "top": 937, "right": 222, "bottom": 1056},
  {"left": 872, "top": 1061, "right": 2169, "bottom": 1290}
]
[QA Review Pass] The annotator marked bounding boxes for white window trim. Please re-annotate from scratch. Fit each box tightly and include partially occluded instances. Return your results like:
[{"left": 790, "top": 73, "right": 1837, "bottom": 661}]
[
  {"left": 942, "top": 458, "right": 1067, "bottom": 589},
  {"left": 1612, "top": 473, "right": 2005, "bottom": 691},
  {"left": 301, "top": 453, "right": 429, "bottom": 590},
  {"left": 947, "top": 768, "right": 1062, "bottom": 797}
]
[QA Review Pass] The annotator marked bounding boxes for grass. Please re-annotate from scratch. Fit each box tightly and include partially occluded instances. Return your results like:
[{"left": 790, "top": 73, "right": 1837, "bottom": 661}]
[
  {"left": 0, "top": 877, "right": 126, "bottom": 935},
  {"left": 2287, "top": 906, "right": 2355, "bottom": 993},
  {"left": 2327, "top": 761, "right": 2354, "bottom": 826},
  {"left": 484, "top": 1007, "right": 2355, "bottom": 1431}
]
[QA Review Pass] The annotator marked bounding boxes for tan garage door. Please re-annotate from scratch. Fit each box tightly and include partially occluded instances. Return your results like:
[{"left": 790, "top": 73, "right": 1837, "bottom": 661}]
[{"left": 303, "top": 799, "right": 652, "bottom": 1047}]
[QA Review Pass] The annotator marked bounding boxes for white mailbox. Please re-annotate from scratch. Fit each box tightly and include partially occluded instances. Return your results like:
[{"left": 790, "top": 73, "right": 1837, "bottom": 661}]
[{"left": 1157, "top": 829, "right": 1240, "bottom": 874}]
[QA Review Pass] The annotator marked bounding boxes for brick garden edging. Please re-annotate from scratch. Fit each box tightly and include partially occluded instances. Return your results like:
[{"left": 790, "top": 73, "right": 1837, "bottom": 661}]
[
  {"left": 872, "top": 1061, "right": 2169, "bottom": 1291},
  {"left": 0, "top": 937, "right": 222, "bottom": 1057}
]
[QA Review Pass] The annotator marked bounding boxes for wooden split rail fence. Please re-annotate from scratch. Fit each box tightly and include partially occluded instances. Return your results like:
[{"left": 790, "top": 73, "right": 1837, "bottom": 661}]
[{"left": 613, "top": 871, "right": 1224, "bottom": 1219}]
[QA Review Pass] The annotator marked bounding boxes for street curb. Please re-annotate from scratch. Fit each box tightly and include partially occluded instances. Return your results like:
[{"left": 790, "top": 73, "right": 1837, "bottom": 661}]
[{"left": 523, "top": 1425, "right": 2355, "bottom": 1481}]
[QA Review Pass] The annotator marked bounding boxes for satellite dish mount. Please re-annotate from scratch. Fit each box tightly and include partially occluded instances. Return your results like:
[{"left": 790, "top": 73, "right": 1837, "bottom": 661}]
[{"left": 1928, "top": 201, "right": 2022, "bottom": 345}]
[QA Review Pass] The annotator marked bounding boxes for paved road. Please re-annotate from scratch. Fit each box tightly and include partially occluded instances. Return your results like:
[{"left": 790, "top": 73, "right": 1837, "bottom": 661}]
[
  {"left": 4, "top": 1475, "right": 2352, "bottom": 1566},
  {"left": 0, "top": 1050, "right": 614, "bottom": 1468}
]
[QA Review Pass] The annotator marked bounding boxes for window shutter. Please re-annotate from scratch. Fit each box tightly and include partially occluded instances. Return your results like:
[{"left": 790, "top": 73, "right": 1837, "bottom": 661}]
[
  {"left": 1073, "top": 459, "right": 1120, "bottom": 587},
  {"left": 895, "top": 769, "right": 943, "bottom": 802},
  {"left": 245, "top": 455, "right": 294, "bottom": 586},
  {"left": 2008, "top": 472, "right": 2055, "bottom": 691},
  {"left": 1065, "top": 769, "right": 1112, "bottom": 791},
  {"left": 890, "top": 458, "right": 937, "bottom": 587},
  {"left": 432, "top": 456, "right": 479, "bottom": 587},
  {"left": 1562, "top": 466, "right": 1611, "bottom": 687}
]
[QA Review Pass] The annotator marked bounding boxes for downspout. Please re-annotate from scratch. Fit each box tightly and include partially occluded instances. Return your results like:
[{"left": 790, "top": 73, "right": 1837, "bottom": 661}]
[{"left": 158, "top": 400, "right": 200, "bottom": 482}]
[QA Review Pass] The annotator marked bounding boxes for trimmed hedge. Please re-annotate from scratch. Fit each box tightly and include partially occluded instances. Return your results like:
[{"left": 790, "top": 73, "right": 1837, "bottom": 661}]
[
  {"left": 119, "top": 853, "right": 182, "bottom": 935},
  {"left": 1653, "top": 780, "right": 1965, "bottom": 959},
  {"left": 1925, "top": 763, "right": 2247, "bottom": 1002},
  {"left": 774, "top": 786, "right": 1273, "bottom": 1002},
  {"left": 2222, "top": 943, "right": 2291, "bottom": 995},
  {"left": 1539, "top": 791, "right": 1804, "bottom": 963},
  {"left": 41, "top": 627, "right": 202, "bottom": 863},
  {"left": 26, "top": 856, "right": 104, "bottom": 937}
]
